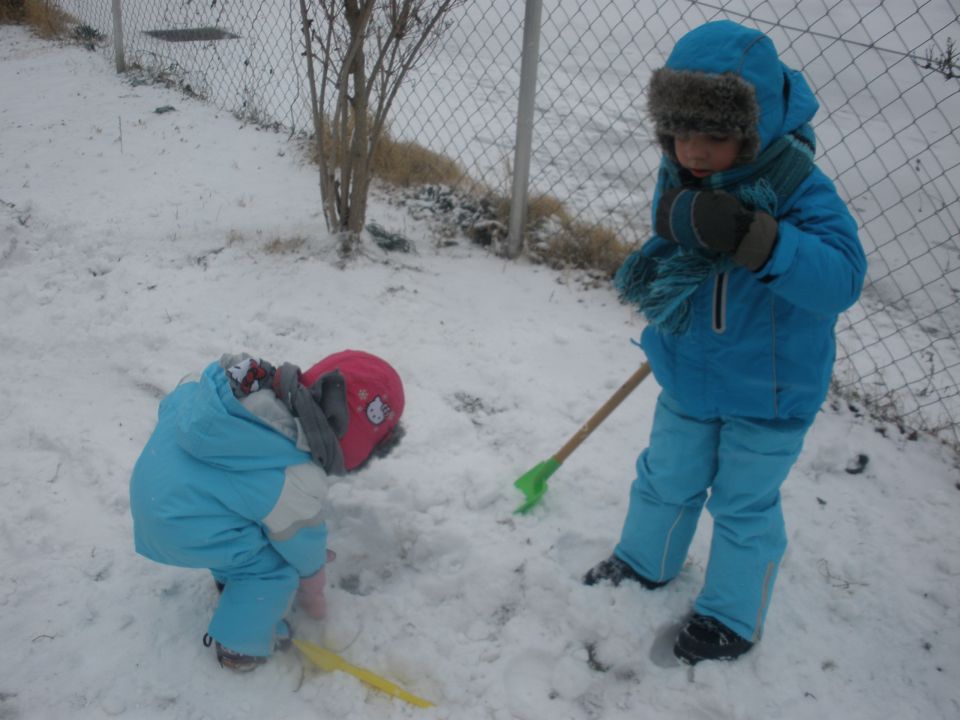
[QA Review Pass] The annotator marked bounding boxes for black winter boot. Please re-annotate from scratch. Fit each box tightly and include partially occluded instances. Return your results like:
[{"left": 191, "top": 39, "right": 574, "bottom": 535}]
[
  {"left": 582, "top": 554, "right": 667, "bottom": 589},
  {"left": 673, "top": 613, "right": 754, "bottom": 665}
]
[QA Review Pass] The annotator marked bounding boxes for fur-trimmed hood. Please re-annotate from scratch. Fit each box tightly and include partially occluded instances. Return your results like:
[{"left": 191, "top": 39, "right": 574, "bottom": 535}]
[{"left": 647, "top": 21, "right": 819, "bottom": 162}]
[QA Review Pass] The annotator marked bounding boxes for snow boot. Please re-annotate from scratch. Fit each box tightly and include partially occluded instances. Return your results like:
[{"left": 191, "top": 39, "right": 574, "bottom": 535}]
[
  {"left": 204, "top": 634, "right": 267, "bottom": 672},
  {"left": 582, "top": 554, "right": 667, "bottom": 589},
  {"left": 673, "top": 613, "right": 754, "bottom": 665},
  {"left": 203, "top": 620, "right": 293, "bottom": 672},
  {"left": 274, "top": 618, "right": 293, "bottom": 653}
]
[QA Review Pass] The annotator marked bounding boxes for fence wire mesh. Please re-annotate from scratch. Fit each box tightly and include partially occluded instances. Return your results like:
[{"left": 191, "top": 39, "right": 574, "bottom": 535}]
[{"left": 53, "top": 0, "right": 960, "bottom": 449}]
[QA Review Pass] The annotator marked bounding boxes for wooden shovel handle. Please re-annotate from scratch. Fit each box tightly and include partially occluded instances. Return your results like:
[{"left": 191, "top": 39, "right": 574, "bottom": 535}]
[{"left": 553, "top": 362, "right": 651, "bottom": 464}]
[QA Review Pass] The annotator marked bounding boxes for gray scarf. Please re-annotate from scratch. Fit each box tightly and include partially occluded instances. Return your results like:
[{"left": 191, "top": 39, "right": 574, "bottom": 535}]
[
  {"left": 224, "top": 355, "right": 348, "bottom": 476},
  {"left": 273, "top": 363, "right": 348, "bottom": 476}
]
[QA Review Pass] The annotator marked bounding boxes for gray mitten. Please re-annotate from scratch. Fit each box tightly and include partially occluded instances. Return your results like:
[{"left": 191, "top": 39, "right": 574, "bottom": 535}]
[{"left": 655, "top": 188, "right": 778, "bottom": 271}]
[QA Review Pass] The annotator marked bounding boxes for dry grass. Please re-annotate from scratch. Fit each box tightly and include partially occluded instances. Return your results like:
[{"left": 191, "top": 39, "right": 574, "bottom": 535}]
[
  {"left": 540, "top": 219, "right": 635, "bottom": 277},
  {"left": 473, "top": 191, "right": 568, "bottom": 230},
  {"left": 480, "top": 188, "right": 636, "bottom": 277},
  {"left": 371, "top": 134, "right": 464, "bottom": 188},
  {"left": 227, "top": 230, "right": 308, "bottom": 256},
  {"left": 527, "top": 193, "right": 568, "bottom": 224},
  {"left": 263, "top": 236, "right": 307, "bottom": 255},
  {"left": 0, "top": 0, "right": 25, "bottom": 23},
  {"left": 308, "top": 115, "right": 465, "bottom": 189},
  {"left": 1, "top": 0, "right": 74, "bottom": 36},
  {"left": 26, "top": 0, "right": 71, "bottom": 37}
]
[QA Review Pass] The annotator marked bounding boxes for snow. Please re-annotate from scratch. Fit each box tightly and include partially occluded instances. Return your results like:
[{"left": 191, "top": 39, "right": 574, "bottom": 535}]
[{"left": 2, "top": 25, "right": 959, "bottom": 720}]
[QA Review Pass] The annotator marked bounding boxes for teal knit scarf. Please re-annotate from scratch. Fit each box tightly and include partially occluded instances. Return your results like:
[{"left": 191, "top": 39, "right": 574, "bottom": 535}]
[{"left": 615, "top": 124, "right": 816, "bottom": 334}]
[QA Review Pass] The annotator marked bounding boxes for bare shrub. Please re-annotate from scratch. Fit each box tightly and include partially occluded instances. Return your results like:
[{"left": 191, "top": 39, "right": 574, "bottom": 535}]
[{"left": 297, "top": 0, "right": 465, "bottom": 251}]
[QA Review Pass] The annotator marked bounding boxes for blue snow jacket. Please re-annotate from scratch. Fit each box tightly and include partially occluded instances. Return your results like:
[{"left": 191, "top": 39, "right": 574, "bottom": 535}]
[
  {"left": 130, "top": 360, "right": 329, "bottom": 578},
  {"left": 639, "top": 22, "right": 867, "bottom": 420}
]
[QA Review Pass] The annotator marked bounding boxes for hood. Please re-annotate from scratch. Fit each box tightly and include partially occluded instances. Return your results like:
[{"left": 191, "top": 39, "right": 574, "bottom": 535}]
[
  {"left": 656, "top": 20, "right": 819, "bottom": 155},
  {"left": 174, "top": 361, "right": 308, "bottom": 472}
]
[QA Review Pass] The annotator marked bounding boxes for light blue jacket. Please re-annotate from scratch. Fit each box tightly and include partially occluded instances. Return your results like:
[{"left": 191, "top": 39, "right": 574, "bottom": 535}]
[
  {"left": 640, "top": 22, "right": 867, "bottom": 419},
  {"left": 130, "top": 360, "right": 329, "bottom": 578}
]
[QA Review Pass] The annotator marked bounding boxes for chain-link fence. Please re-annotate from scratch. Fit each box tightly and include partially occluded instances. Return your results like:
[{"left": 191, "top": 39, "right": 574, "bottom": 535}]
[{"left": 52, "top": 0, "right": 960, "bottom": 449}]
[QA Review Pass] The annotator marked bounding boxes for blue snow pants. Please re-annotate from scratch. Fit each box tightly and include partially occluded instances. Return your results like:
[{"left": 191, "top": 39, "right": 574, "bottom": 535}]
[
  {"left": 615, "top": 392, "right": 813, "bottom": 642},
  {"left": 208, "top": 547, "right": 300, "bottom": 657}
]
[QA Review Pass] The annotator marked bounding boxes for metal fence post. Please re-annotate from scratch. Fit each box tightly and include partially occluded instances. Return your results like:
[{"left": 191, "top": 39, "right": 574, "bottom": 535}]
[
  {"left": 505, "top": 0, "right": 543, "bottom": 258},
  {"left": 111, "top": 0, "right": 125, "bottom": 73}
]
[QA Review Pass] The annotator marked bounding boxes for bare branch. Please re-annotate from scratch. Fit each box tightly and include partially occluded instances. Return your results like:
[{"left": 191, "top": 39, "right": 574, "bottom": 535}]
[
  {"left": 372, "top": 0, "right": 461, "bottom": 142},
  {"left": 299, "top": 0, "right": 465, "bottom": 238},
  {"left": 298, "top": 0, "right": 338, "bottom": 229}
]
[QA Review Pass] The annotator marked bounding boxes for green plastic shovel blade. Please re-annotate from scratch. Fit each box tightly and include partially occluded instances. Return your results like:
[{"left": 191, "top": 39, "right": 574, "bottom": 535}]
[{"left": 513, "top": 457, "right": 561, "bottom": 514}]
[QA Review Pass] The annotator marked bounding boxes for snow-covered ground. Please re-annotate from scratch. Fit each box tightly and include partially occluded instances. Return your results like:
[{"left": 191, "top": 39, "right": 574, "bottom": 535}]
[{"left": 1, "top": 26, "right": 959, "bottom": 720}]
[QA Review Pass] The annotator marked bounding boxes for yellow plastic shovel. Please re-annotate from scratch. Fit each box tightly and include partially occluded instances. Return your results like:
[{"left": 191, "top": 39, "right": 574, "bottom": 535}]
[{"left": 293, "top": 638, "right": 434, "bottom": 709}]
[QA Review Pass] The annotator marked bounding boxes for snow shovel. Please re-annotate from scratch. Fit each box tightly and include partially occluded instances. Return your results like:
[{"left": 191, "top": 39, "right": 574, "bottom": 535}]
[
  {"left": 514, "top": 362, "right": 651, "bottom": 514},
  {"left": 294, "top": 638, "right": 434, "bottom": 708}
]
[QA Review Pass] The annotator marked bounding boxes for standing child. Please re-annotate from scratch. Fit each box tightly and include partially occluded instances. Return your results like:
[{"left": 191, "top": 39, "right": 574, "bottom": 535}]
[
  {"left": 583, "top": 20, "right": 866, "bottom": 664},
  {"left": 130, "top": 350, "right": 404, "bottom": 671}
]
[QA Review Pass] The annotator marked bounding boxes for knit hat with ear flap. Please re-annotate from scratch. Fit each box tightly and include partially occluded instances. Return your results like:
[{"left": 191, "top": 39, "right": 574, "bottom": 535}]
[
  {"left": 647, "top": 68, "right": 760, "bottom": 166},
  {"left": 301, "top": 350, "right": 404, "bottom": 471}
]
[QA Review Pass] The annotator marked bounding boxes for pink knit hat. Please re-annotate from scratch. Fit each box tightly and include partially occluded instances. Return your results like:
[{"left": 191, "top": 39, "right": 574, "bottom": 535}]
[{"left": 301, "top": 350, "right": 404, "bottom": 471}]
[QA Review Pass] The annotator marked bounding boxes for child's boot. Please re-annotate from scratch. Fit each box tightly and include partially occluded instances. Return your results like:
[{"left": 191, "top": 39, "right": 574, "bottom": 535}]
[
  {"left": 203, "top": 620, "right": 293, "bottom": 672},
  {"left": 204, "top": 634, "right": 267, "bottom": 672},
  {"left": 274, "top": 618, "right": 294, "bottom": 652},
  {"left": 673, "top": 613, "right": 754, "bottom": 665},
  {"left": 582, "top": 554, "right": 667, "bottom": 589}
]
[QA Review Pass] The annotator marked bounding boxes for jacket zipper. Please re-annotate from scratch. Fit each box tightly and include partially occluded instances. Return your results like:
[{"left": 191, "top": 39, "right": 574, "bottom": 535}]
[
  {"left": 770, "top": 297, "right": 779, "bottom": 416},
  {"left": 712, "top": 272, "right": 727, "bottom": 333}
]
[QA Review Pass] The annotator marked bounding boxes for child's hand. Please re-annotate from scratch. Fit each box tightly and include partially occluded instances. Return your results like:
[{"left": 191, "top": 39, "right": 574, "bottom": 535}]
[{"left": 655, "top": 188, "right": 778, "bottom": 271}]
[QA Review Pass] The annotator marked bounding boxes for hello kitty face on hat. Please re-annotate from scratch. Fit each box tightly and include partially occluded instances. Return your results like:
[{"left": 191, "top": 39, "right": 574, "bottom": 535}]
[
  {"left": 301, "top": 350, "right": 404, "bottom": 471},
  {"left": 365, "top": 395, "right": 391, "bottom": 425}
]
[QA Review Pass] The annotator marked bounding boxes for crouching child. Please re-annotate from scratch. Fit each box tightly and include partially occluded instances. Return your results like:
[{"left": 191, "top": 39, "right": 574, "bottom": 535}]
[{"left": 130, "top": 350, "right": 405, "bottom": 671}]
